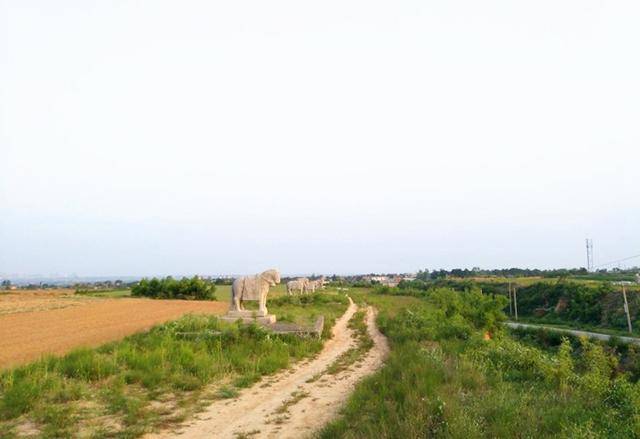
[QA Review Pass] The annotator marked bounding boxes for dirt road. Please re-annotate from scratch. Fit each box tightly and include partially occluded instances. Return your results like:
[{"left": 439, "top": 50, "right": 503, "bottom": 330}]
[
  {"left": 150, "top": 297, "right": 389, "bottom": 439},
  {"left": 0, "top": 298, "right": 227, "bottom": 368},
  {"left": 506, "top": 321, "right": 640, "bottom": 345}
]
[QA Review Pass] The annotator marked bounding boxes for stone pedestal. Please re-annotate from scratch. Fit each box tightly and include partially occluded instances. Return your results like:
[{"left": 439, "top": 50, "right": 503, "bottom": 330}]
[{"left": 219, "top": 309, "right": 276, "bottom": 325}]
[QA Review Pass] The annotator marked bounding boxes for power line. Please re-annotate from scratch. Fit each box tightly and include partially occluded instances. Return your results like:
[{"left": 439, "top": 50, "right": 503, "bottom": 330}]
[{"left": 594, "top": 253, "right": 640, "bottom": 268}]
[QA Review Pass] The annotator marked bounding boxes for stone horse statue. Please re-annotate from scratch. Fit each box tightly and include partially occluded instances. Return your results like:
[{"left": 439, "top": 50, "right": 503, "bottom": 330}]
[
  {"left": 287, "top": 278, "right": 309, "bottom": 295},
  {"left": 230, "top": 269, "right": 280, "bottom": 315}
]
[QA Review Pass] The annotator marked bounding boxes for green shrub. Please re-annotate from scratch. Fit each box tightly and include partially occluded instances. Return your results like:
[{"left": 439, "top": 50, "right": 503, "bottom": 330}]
[
  {"left": 131, "top": 276, "right": 216, "bottom": 300},
  {"left": 59, "top": 348, "right": 117, "bottom": 381},
  {"left": 0, "top": 377, "right": 41, "bottom": 418}
]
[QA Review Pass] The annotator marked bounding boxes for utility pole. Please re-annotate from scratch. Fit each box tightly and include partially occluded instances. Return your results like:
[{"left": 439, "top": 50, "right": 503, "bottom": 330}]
[
  {"left": 586, "top": 238, "right": 594, "bottom": 272},
  {"left": 513, "top": 286, "right": 518, "bottom": 321},
  {"left": 508, "top": 281, "right": 513, "bottom": 317},
  {"left": 622, "top": 285, "right": 633, "bottom": 334}
]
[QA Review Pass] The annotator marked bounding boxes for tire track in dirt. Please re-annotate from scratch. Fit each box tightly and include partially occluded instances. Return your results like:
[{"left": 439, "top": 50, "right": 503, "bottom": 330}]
[{"left": 150, "top": 297, "right": 389, "bottom": 439}]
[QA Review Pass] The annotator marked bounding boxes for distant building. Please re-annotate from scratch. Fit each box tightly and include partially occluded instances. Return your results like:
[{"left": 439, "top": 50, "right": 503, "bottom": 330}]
[
  {"left": 380, "top": 276, "right": 403, "bottom": 287},
  {"left": 370, "top": 276, "right": 389, "bottom": 283}
]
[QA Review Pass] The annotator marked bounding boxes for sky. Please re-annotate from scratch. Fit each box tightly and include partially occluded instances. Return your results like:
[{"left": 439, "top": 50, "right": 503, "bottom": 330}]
[{"left": 1, "top": 0, "right": 639, "bottom": 277}]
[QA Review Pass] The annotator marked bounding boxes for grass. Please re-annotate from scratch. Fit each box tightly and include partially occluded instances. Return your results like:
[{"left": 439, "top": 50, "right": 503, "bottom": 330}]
[
  {"left": 325, "top": 309, "right": 373, "bottom": 375},
  {"left": 268, "top": 292, "right": 350, "bottom": 337},
  {"left": 75, "top": 289, "right": 132, "bottom": 298},
  {"left": 320, "top": 288, "right": 640, "bottom": 438},
  {"left": 215, "top": 386, "right": 239, "bottom": 399},
  {"left": 305, "top": 306, "right": 376, "bottom": 385},
  {"left": 274, "top": 390, "right": 310, "bottom": 415},
  {"left": 0, "top": 292, "right": 348, "bottom": 438}
]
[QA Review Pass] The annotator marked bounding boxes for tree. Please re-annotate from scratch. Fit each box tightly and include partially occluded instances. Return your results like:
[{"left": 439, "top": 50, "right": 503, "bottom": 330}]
[{"left": 131, "top": 276, "right": 216, "bottom": 300}]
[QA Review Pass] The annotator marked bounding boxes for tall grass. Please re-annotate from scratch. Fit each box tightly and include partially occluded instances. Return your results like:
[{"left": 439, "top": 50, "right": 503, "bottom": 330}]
[
  {"left": 0, "top": 293, "right": 348, "bottom": 437},
  {"left": 321, "top": 289, "right": 640, "bottom": 438}
]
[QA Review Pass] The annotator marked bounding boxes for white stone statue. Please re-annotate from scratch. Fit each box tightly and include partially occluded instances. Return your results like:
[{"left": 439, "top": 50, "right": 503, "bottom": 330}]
[
  {"left": 306, "top": 279, "right": 318, "bottom": 294},
  {"left": 287, "top": 278, "right": 309, "bottom": 295},
  {"left": 227, "top": 269, "right": 280, "bottom": 323},
  {"left": 306, "top": 276, "right": 326, "bottom": 293}
]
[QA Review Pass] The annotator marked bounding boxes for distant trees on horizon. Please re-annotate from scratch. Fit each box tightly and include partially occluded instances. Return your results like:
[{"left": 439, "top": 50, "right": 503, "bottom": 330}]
[{"left": 416, "top": 267, "right": 639, "bottom": 281}]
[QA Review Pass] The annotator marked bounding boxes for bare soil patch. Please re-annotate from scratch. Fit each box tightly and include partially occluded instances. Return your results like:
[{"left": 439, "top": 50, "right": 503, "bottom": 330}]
[
  {"left": 0, "top": 296, "right": 227, "bottom": 368},
  {"left": 0, "top": 289, "right": 87, "bottom": 315},
  {"left": 148, "top": 298, "right": 389, "bottom": 439}
]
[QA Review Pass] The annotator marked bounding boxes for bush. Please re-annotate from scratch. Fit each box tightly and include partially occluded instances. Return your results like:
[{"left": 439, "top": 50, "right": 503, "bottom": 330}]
[
  {"left": 515, "top": 281, "right": 612, "bottom": 324},
  {"left": 131, "top": 276, "right": 216, "bottom": 300},
  {"left": 375, "top": 286, "right": 507, "bottom": 333}
]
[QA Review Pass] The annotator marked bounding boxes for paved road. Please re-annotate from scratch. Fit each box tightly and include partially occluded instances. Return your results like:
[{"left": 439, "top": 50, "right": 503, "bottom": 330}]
[{"left": 506, "top": 322, "right": 640, "bottom": 345}]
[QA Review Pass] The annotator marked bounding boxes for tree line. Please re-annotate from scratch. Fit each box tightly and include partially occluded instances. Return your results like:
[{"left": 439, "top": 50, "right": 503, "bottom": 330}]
[
  {"left": 131, "top": 276, "right": 216, "bottom": 300},
  {"left": 416, "top": 267, "right": 639, "bottom": 280}
]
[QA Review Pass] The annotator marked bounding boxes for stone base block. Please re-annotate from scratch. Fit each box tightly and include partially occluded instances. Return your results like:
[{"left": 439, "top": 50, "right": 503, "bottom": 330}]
[
  {"left": 219, "top": 312, "right": 276, "bottom": 325},
  {"left": 225, "top": 309, "right": 269, "bottom": 318}
]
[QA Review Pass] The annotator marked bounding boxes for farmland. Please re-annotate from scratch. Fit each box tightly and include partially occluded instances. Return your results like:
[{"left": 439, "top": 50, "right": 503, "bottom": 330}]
[
  {"left": 0, "top": 289, "right": 90, "bottom": 316},
  {"left": 0, "top": 290, "right": 227, "bottom": 369}
]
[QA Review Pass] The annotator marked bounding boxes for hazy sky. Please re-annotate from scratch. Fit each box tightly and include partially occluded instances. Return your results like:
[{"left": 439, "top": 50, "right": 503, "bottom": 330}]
[{"left": 1, "top": 1, "right": 639, "bottom": 277}]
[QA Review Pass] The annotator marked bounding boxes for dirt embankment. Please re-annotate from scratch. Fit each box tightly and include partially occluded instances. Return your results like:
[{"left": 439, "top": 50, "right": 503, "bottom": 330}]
[
  {"left": 0, "top": 297, "right": 227, "bottom": 369},
  {"left": 149, "top": 298, "right": 389, "bottom": 439}
]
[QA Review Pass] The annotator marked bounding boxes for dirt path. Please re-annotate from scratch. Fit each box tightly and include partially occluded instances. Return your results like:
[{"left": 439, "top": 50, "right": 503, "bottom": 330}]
[{"left": 151, "top": 297, "right": 389, "bottom": 439}]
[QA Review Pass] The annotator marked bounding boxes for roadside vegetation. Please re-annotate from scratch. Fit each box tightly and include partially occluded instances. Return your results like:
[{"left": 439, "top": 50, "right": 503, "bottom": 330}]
[
  {"left": 131, "top": 276, "right": 216, "bottom": 300},
  {"left": 0, "top": 293, "right": 348, "bottom": 438},
  {"left": 393, "top": 277, "right": 640, "bottom": 336},
  {"left": 507, "top": 324, "right": 640, "bottom": 380},
  {"left": 265, "top": 292, "right": 351, "bottom": 338},
  {"left": 321, "top": 286, "right": 640, "bottom": 438}
]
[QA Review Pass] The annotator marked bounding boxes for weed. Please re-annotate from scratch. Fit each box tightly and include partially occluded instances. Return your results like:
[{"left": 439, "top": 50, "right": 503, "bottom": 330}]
[
  {"left": 215, "top": 386, "right": 239, "bottom": 399},
  {"left": 0, "top": 378, "right": 41, "bottom": 418},
  {"left": 325, "top": 310, "right": 373, "bottom": 375},
  {"left": 234, "top": 430, "right": 260, "bottom": 438},
  {"left": 274, "top": 390, "right": 309, "bottom": 414}
]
